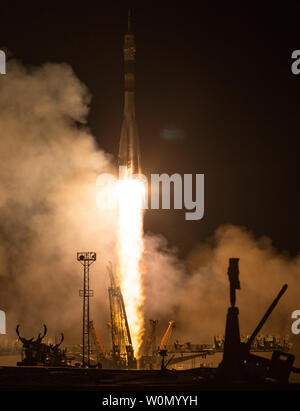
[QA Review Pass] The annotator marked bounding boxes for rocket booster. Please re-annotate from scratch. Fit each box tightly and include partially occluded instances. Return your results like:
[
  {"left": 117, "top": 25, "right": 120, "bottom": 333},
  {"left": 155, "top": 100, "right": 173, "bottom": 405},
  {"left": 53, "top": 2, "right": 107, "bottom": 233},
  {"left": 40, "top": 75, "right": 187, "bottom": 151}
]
[{"left": 118, "top": 9, "right": 141, "bottom": 175}]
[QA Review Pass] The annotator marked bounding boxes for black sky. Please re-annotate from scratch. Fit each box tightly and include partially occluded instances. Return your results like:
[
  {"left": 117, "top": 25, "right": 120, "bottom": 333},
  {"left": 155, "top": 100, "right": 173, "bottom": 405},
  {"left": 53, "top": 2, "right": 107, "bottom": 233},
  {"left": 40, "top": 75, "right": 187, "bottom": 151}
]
[{"left": 1, "top": 2, "right": 300, "bottom": 257}]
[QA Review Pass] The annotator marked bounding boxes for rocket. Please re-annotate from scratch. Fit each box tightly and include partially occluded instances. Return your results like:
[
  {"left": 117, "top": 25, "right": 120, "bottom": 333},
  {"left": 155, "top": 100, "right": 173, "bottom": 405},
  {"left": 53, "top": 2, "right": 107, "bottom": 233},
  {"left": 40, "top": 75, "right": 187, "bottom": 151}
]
[{"left": 118, "top": 9, "right": 141, "bottom": 176}]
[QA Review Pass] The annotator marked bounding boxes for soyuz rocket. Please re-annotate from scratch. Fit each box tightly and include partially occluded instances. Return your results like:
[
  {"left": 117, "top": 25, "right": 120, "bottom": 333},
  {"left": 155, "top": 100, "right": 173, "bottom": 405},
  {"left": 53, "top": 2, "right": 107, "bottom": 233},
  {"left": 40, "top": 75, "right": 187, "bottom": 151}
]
[{"left": 118, "top": 9, "right": 141, "bottom": 176}]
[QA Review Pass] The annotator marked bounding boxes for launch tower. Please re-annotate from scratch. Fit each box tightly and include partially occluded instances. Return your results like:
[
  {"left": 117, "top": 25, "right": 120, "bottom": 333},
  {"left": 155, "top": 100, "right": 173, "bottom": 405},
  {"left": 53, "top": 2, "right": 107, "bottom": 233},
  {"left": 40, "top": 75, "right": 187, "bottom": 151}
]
[{"left": 107, "top": 263, "right": 137, "bottom": 369}]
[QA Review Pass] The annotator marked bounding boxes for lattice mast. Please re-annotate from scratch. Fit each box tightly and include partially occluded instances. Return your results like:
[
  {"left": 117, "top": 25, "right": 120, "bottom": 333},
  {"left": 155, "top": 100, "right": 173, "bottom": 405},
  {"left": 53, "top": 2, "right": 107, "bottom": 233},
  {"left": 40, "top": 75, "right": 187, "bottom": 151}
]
[{"left": 77, "top": 252, "right": 96, "bottom": 367}]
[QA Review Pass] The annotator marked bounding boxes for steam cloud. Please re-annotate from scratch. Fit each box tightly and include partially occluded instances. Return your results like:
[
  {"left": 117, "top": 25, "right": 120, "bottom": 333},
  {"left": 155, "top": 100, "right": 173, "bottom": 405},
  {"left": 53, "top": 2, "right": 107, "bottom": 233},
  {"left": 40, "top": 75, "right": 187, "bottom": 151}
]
[
  {"left": 144, "top": 225, "right": 300, "bottom": 362},
  {"left": 0, "top": 59, "right": 116, "bottom": 344},
  {"left": 0, "top": 60, "right": 299, "bottom": 364}
]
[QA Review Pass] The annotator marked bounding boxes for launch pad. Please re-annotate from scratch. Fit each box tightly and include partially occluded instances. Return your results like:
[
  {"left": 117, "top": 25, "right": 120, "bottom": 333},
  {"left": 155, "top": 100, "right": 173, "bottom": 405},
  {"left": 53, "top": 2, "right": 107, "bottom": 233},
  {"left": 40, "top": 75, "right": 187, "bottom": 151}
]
[{"left": 2, "top": 257, "right": 300, "bottom": 391}]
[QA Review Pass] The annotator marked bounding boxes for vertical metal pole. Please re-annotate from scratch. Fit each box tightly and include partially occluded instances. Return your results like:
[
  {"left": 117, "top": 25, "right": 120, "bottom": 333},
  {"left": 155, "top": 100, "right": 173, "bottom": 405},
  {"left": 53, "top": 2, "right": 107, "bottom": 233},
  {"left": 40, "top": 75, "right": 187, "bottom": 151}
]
[
  {"left": 82, "top": 260, "right": 90, "bottom": 367},
  {"left": 82, "top": 261, "right": 86, "bottom": 366},
  {"left": 82, "top": 264, "right": 84, "bottom": 365},
  {"left": 77, "top": 252, "right": 95, "bottom": 368},
  {"left": 87, "top": 260, "right": 90, "bottom": 367}
]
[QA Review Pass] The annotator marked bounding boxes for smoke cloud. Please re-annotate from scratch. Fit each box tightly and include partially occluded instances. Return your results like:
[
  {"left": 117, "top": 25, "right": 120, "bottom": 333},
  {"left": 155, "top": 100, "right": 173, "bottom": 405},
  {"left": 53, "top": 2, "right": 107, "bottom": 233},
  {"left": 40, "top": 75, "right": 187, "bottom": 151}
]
[
  {"left": 143, "top": 225, "right": 300, "bottom": 365},
  {"left": 0, "top": 59, "right": 299, "bottom": 366},
  {"left": 0, "top": 59, "right": 117, "bottom": 344}
]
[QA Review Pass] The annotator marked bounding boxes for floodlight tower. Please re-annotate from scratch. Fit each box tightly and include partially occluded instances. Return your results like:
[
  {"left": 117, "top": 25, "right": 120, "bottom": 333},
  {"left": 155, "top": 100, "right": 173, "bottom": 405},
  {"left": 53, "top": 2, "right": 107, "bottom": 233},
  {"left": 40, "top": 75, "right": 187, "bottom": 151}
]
[{"left": 77, "top": 251, "right": 96, "bottom": 367}]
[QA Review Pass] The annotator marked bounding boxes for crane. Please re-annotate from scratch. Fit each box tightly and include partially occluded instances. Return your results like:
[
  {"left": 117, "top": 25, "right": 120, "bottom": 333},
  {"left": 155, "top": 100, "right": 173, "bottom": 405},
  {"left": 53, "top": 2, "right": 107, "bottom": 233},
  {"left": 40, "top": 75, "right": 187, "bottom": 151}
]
[
  {"left": 159, "top": 320, "right": 175, "bottom": 370},
  {"left": 89, "top": 320, "right": 106, "bottom": 358},
  {"left": 160, "top": 320, "right": 175, "bottom": 351}
]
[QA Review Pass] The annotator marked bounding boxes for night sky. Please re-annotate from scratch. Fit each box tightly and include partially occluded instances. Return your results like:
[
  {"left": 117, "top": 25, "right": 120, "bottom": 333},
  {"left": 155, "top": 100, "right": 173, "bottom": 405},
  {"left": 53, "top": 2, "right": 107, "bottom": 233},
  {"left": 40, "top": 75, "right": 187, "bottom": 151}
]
[{"left": 1, "top": 2, "right": 300, "bottom": 258}]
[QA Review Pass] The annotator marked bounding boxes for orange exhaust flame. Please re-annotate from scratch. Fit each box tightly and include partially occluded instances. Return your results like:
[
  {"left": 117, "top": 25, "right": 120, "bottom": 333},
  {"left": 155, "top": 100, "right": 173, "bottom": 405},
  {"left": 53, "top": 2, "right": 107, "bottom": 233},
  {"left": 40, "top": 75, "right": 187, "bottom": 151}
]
[{"left": 116, "top": 168, "right": 145, "bottom": 357}]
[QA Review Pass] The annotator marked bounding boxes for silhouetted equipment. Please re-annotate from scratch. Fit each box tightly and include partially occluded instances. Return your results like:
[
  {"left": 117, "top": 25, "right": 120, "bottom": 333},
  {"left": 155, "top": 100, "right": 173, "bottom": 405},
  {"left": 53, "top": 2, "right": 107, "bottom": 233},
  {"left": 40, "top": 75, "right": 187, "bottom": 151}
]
[
  {"left": 144, "top": 319, "right": 158, "bottom": 357},
  {"left": 167, "top": 353, "right": 208, "bottom": 367},
  {"left": 227, "top": 257, "right": 240, "bottom": 307},
  {"left": 16, "top": 324, "right": 68, "bottom": 366},
  {"left": 246, "top": 284, "right": 288, "bottom": 350},
  {"left": 218, "top": 258, "right": 241, "bottom": 378},
  {"left": 77, "top": 251, "right": 96, "bottom": 367},
  {"left": 16, "top": 324, "right": 47, "bottom": 347},
  {"left": 107, "top": 262, "right": 137, "bottom": 369},
  {"left": 140, "top": 319, "right": 158, "bottom": 369},
  {"left": 217, "top": 257, "right": 300, "bottom": 383},
  {"left": 212, "top": 334, "right": 290, "bottom": 353}
]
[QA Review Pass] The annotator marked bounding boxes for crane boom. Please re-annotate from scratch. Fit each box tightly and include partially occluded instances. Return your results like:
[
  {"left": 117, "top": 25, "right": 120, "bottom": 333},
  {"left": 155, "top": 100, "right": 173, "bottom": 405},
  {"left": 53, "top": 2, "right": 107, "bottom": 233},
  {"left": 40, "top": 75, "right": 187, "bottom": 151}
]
[
  {"left": 89, "top": 320, "right": 106, "bottom": 357},
  {"left": 160, "top": 320, "right": 175, "bottom": 350}
]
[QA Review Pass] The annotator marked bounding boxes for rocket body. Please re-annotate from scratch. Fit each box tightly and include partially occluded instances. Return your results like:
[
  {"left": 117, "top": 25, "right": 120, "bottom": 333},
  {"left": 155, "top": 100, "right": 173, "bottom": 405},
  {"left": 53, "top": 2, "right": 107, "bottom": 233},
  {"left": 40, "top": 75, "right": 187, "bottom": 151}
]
[{"left": 118, "top": 12, "right": 141, "bottom": 175}]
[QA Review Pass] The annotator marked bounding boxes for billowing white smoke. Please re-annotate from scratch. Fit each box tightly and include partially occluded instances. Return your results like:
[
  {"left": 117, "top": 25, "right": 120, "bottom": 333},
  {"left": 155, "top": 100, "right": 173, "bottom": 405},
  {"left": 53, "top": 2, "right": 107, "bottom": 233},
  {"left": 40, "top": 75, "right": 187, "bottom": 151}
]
[{"left": 0, "top": 60, "right": 117, "bottom": 343}]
